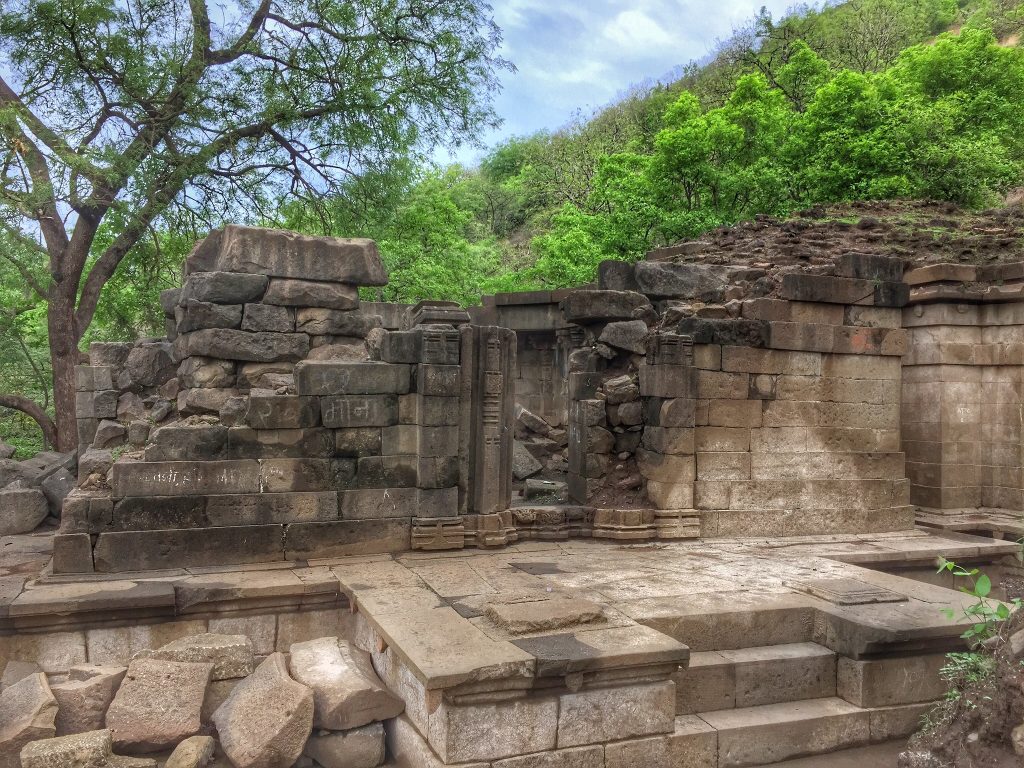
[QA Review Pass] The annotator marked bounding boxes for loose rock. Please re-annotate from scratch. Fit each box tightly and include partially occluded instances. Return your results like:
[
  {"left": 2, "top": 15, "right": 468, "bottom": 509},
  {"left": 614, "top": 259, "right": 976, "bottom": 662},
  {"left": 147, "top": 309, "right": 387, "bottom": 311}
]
[
  {"left": 288, "top": 637, "right": 403, "bottom": 730},
  {"left": 303, "top": 723, "right": 384, "bottom": 768},
  {"left": 165, "top": 735, "right": 216, "bottom": 768},
  {"left": 0, "top": 673, "right": 57, "bottom": 768},
  {"left": 138, "top": 633, "right": 254, "bottom": 681},
  {"left": 0, "top": 488, "right": 49, "bottom": 535},
  {"left": 52, "top": 665, "right": 126, "bottom": 736},
  {"left": 105, "top": 658, "right": 212, "bottom": 753},
  {"left": 19, "top": 729, "right": 155, "bottom": 768},
  {"left": 212, "top": 653, "right": 313, "bottom": 768}
]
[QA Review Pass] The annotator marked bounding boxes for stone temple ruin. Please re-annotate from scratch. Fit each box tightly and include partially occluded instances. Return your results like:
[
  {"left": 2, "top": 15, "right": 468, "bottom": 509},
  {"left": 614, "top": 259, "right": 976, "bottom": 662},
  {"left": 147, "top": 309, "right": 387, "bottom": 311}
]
[{"left": 2, "top": 220, "right": 1024, "bottom": 767}]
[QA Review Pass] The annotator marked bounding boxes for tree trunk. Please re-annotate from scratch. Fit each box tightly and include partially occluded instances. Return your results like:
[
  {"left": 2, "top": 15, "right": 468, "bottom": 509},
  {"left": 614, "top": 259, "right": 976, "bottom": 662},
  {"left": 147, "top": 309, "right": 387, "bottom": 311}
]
[
  {"left": 0, "top": 393, "right": 57, "bottom": 449},
  {"left": 48, "top": 285, "right": 80, "bottom": 452}
]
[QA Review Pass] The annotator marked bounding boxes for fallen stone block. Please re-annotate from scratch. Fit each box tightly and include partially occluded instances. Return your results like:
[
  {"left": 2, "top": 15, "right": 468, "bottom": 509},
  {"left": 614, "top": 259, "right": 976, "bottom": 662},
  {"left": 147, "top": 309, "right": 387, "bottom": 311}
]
[
  {"left": 512, "top": 442, "right": 543, "bottom": 480},
  {"left": 0, "top": 442, "right": 14, "bottom": 459},
  {"left": 51, "top": 664, "right": 126, "bottom": 735},
  {"left": 178, "top": 357, "right": 236, "bottom": 389},
  {"left": 304, "top": 722, "right": 384, "bottom": 768},
  {"left": 164, "top": 735, "right": 216, "bottom": 768},
  {"left": 139, "top": 633, "right": 254, "bottom": 681},
  {"left": 105, "top": 658, "right": 212, "bottom": 752},
  {"left": 0, "top": 488, "right": 49, "bottom": 535},
  {"left": 0, "top": 672, "right": 57, "bottom": 768},
  {"left": 288, "top": 637, "right": 403, "bottom": 730},
  {"left": 19, "top": 729, "right": 155, "bottom": 768},
  {"left": 604, "top": 374, "right": 639, "bottom": 404},
  {"left": 212, "top": 652, "right": 313, "bottom": 768}
]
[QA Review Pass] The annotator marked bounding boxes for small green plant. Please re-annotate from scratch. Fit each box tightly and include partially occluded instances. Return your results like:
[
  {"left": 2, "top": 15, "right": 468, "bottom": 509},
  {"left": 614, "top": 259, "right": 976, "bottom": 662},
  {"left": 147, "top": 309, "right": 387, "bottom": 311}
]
[
  {"left": 937, "top": 557, "right": 1022, "bottom": 644},
  {"left": 939, "top": 652, "right": 997, "bottom": 704}
]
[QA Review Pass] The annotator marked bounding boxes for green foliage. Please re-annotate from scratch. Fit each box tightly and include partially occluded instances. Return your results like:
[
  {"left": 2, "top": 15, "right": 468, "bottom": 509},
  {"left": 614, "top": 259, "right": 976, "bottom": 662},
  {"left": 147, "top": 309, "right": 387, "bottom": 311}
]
[
  {"left": 938, "top": 651, "right": 998, "bottom": 708},
  {"left": 937, "top": 557, "right": 1023, "bottom": 643}
]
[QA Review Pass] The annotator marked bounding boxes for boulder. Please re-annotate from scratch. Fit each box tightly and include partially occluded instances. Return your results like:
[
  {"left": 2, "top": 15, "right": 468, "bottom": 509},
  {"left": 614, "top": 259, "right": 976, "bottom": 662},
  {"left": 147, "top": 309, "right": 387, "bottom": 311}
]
[
  {"left": 19, "top": 729, "right": 155, "bottom": 768},
  {"left": 288, "top": 637, "right": 403, "bottom": 730},
  {"left": 598, "top": 320, "right": 649, "bottom": 354},
  {"left": 51, "top": 665, "right": 126, "bottom": 736},
  {"left": 212, "top": 653, "right": 313, "bottom": 768},
  {"left": 304, "top": 722, "right": 384, "bottom": 768},
  {"left": 118, "top": 342, "right": 175, "bottom": 391},
  {"left": 127, "top": 421, "right": 151, "bottom": 447},
  {"left": 89, "top": 342, "right": 133, "bottom": 370},
  {"left": 138, "top": 634, "right": 254, "bottom": 681},
  {"left": 93, "top": 420, "right": 126, "bottom": 449},
  {"left": 165, "top": 735, "right": 216, "bottom": 768},
  {"left": 178, "top": 357, "right": 236, "bottom": 389},
  {"left": 0, "top": 673, "right": 57, "bottom": 768},
  {"left": 105, "top": 658, "right": 212, "bottom": 753},
  {"left": 560, "top": 290, "right": 652, "bottom": 323},
  {"left": 0, "top": 488, "right": 49, "bottom": 534},
  {"left": 1010, "top": 627, "right": 1024, "bottom": 659},
  {"left": 512, "top": 441, "right": 543, "bottom": 481},
  {"left": 0, "top": 442, "right": 14, "bottom": 459}
]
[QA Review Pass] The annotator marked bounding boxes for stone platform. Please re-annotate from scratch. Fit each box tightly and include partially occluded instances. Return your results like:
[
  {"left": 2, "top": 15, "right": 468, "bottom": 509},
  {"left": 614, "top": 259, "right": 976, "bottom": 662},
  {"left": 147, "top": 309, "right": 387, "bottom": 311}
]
[{"left": 1, "top": 529, "right": 1018, "bottom": 767}]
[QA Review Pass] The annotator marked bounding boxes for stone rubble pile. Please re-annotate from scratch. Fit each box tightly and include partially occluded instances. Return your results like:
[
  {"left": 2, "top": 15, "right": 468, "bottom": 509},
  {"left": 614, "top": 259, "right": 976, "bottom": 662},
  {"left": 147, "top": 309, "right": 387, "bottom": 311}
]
[{"left": 0, "top": 632, "right": 401, "bottom": 768}]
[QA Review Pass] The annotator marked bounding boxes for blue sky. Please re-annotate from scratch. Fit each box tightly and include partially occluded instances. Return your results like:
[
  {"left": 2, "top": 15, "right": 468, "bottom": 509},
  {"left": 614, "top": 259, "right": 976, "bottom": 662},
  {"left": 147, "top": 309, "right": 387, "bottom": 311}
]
[{"left": 440, "top": 0, "right": 795, "bottom": 165}]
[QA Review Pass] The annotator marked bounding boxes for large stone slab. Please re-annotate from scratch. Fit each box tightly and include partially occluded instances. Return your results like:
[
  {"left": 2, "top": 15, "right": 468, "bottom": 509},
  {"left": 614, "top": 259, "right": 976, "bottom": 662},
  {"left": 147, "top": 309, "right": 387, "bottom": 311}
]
[
  {"left": 139, "top": 634, "right": 254, "bottom": 681},
  {"left": 180, "top": 271, "right": 269, "bottom": 304},
  {"left": 51, "top": 664, "right": 126, "bottom": 735},
  {"left": 212, "top": 653, "right": 313, "bottom": 768},
  {"left": 0, "top": 672, "right": 57, "bottom": 768},
  {"left": 485, "top": 597, "right": 604, "bottom": 635},
  {"left": 429, "top": 696, "right": 559, "bottom": 763},
  {"left": 164, "top": 735, "right": 216, "bottom": 768},
  {"left": 19, "top": 729, "right": 155, "bottom": 768},
  {"left": 560, "top": 290, "right": 652, "bottom": 323},
  {"left": 187, "top": 225, "right": 388, "bottom": 286},
  {"left": 105, "top": 658, "right": 212, "bottom": 752},
  {"left": 288, "top": 637, "right": 403, "bottom": 730}
]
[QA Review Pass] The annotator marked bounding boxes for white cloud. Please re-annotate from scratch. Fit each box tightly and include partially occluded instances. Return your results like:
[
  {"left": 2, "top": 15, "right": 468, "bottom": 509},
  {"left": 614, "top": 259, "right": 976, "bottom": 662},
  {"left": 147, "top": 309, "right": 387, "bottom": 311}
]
[{"left": 602, "top": 9, "right": 676, "bottom": 52}]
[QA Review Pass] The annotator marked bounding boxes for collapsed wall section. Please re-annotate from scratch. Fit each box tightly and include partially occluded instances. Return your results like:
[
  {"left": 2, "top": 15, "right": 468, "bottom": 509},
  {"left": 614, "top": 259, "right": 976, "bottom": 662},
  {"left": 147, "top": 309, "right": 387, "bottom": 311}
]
[{"left": 57, "top": 227, "right": 515, "bottom": 573}]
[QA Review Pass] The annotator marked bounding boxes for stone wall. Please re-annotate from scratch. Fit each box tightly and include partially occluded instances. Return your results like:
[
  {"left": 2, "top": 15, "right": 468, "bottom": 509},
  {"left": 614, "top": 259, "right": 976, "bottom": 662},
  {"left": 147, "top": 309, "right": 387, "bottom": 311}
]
[
  {"left": 903, "top": 263, "right": 1024, "bottom": 534},
  {"left": 55, "top": 227, "right": 515, "bottom": 573}
]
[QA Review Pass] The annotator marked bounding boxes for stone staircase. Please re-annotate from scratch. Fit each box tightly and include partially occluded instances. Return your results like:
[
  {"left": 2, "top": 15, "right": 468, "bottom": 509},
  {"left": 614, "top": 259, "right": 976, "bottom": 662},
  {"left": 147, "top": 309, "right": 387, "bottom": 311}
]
[{"left": 669, "top": 611, "right": 942, "bottom": 767}]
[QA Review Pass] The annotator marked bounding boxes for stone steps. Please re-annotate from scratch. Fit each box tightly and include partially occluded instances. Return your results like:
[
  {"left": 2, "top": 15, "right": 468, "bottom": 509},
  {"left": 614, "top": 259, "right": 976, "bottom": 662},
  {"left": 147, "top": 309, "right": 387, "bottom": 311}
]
[
  {"left": 699, "top": 696, "right": 871, "bottom": 768},
  {"left": 676, "top": 642, "right": 837, "bottom": 714}
]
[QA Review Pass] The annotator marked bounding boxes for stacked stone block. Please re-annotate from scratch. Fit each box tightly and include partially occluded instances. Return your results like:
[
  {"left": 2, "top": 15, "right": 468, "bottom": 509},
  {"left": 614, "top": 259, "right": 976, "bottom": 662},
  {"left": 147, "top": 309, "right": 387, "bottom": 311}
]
[
  {"left": 57, "top": 227, "right": 522, "bottom": 572},
  {"left": 903, "top": 263, "right": 1024, "bottom": 528}
]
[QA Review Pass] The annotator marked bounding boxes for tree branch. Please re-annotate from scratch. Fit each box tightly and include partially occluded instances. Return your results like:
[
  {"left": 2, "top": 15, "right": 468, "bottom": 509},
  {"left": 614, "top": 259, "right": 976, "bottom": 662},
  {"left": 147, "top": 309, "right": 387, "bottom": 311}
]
[{"left": 0, "top": 393, "right": 57, "bottom": 449}]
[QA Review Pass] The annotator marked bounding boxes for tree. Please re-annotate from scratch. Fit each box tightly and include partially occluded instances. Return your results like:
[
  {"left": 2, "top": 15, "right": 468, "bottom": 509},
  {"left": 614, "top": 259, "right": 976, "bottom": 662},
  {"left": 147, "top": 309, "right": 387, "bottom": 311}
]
[{"left": 0, "top": 0, "right": 510, "bottom": 449}]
